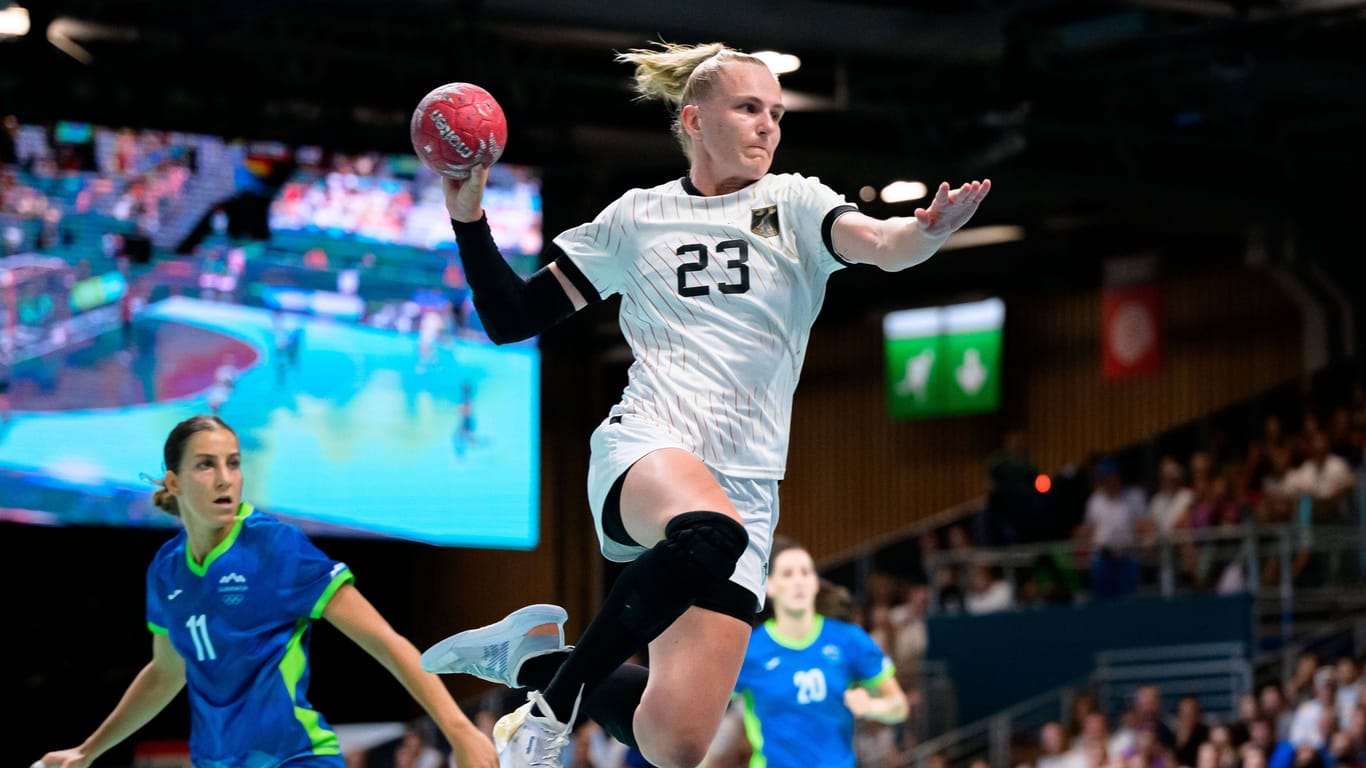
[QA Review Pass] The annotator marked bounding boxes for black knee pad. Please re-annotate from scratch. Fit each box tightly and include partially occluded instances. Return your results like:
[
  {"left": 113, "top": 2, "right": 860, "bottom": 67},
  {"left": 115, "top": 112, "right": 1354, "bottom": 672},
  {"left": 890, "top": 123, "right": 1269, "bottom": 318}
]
[
  {"left": 663, "top": 511, "right": 748, "bottom": 582},
  {"left": 695, "top": 579, "right": 759, "bottom": 624}
]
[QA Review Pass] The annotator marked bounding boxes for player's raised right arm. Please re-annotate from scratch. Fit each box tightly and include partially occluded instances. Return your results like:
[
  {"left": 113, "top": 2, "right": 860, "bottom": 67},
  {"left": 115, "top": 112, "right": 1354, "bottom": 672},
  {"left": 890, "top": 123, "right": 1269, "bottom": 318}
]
[
  {"left": 442, "top": 170, "right": 589, "bottom": 344},
  {"left": 35, "top": 633, "right": 186, "bottom": 768}
]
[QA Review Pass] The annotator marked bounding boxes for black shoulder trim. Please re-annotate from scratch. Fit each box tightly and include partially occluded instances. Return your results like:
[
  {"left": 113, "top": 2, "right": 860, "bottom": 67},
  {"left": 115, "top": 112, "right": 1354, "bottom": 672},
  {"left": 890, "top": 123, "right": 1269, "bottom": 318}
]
[
  {"left": 549, "top": 243, "right": 603, "bottom": 304},
  {"left": 822, "top": 204, "right": 860, "bottom": 266}
]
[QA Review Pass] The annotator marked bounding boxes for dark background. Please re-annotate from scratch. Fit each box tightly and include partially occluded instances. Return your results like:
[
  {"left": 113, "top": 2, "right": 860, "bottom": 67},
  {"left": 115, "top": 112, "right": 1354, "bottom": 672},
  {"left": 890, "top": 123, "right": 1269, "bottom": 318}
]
[{"left": 4, "top": 0, "right": 1365, "bottom": 763}]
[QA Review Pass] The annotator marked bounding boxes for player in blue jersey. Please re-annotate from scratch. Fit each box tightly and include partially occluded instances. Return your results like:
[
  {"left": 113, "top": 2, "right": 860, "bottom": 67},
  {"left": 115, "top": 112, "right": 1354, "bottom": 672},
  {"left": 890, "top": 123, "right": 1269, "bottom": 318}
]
[
  {"left": 719, "top": 537, "right": 909, "bottom": 768},
  {"left": 34, "top": 415, "right": 497, "bottom": 768}
]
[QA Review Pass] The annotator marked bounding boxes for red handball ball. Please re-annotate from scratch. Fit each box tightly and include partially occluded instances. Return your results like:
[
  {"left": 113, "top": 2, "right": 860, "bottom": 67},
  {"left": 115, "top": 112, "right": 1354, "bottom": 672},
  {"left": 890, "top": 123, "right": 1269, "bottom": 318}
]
[{"left": 410, "top": 82, "right": 508, "bottom": 180}]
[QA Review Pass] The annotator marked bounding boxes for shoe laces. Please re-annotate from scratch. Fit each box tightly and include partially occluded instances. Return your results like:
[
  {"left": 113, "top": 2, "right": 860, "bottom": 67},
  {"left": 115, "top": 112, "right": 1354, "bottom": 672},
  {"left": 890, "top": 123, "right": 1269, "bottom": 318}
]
[{"left": 524, "top": 687, "right": 583, "bottom": 767}]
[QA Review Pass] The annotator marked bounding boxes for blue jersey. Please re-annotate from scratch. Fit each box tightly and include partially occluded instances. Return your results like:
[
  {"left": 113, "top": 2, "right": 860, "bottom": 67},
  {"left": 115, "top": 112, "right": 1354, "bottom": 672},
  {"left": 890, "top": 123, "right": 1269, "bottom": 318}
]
[
  {"left": 735, "top": 616, "right": 894, "bottom": 768},
  {"left": 146, "top": 504, "right": 355, "bottom": 768}
]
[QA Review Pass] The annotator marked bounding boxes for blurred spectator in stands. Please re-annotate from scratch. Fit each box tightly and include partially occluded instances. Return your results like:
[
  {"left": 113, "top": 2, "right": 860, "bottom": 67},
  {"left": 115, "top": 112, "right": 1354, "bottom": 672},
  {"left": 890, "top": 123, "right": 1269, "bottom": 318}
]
[
  {"left": 1195, "top": 741, "right": 1221, "bottom": 768},
  {"left": 1289, "top": 668, "right": 1337, "bottom": 748},
  {"left": 1053, "top": 452, "right": 1102, "bottom": 542},
  {"left": 852, "top": 717, "right": 899, "bottom": 768},
  {"left": 889, "top": 583, "right": 928, "bottom": 682},
  {"left": 1074, "top": 458, "right": 1150, "bottom": 600},
  {"left": 1327, "top": 407, "right": 1360, "bottom": 469},
  {"left": 985, "top": 428, "right": 1040, "bottom": 545},
  {"left": 1122, "top": 719, "right": 1175, "bottom": 768},
  {"left": 932, "top": 526, "right": 973, "bottom": 614},
  {"left": 947, "top": 524, "right": 974, "bottom": 553},
  {"left": 1287, "top": 653, "right": 1323, "bottom": 706},
  {"left": 1209, "top": 723, "right": 1241, "bottom": 767},
  {"left": 1067, "top": 692, "right": 1099, "bottom": 741},
  {"left": 864, "top": 569, "right": 903, "bottom": 617},
  {"left": 1328, "top": 729, "right": 1357, "bottom": 768},
  {"left": 1336, "top": 657, "right": 1362, "bottom": 730},
  {"left": 817, "top": 577, "right": 856, "bottom": 622},
  {"left": 1245, "top": 717, "right": 1278, "bottom": 761},
  {"left": 394, "top": 719, "right": 448, "bottom": 768},
  {"left": 1184, "top": 474, "right": 1246, "bottom": 588},
  {"left": 571, "top": 721, "right": 628, "bottom": 768},
  {"left": 1261, "top": 684, "right": 1295, "bottom": 741},
  {"left": 1190, "top": 450, "right": 1215, "bottom": 496},
  {"left": 1246, "top": 415, "right": 1289, "bottom": 493},
  {"left": 1035, "top": 721, "right": 1084, "bottom": 768},
  {"left": 1257, "top": 446, "right": 1298, "bottom": 525},
  {"left": 906, "top": 529, "right": 937, "bottom": 587},
  {"left": 866, "top": 601, "right": 899, "bottom": 658},
  {"left": 1229, "top": 693, "right": 1260, "bottom": 745},
  {"left": 1174, "top": 695, "right": 1210, "bottom": 767},
  {"left": 1280, "top": 431, "right": 1355, "bottom": 522},
  {"left": 1239, "top": 745, "right": 1269, "bottom": 768},
  {"left": 1014, "top": 572, "right": 1042, "bottom": 609},
  {"left": 963, "top": 564, "right": 1014, "bottom": 614},
  {"left": 1350, "top": 383, "right": 1366, "bottom": 456},
  {"left": 1133, "top": 685, "right": 1176, "bottom": 750},
  {"left": 1340, "top": 705, "right": 1366, "bottom": 767},
  {"left": 1108, "top": 710, "right": 1139, "bottom": 760},
  {"left": 1149, "top": 456, "right": 1195, "bottom": 539},
  {"left": 1028, "top": 550, "right": 1081, "bottom": 606}
]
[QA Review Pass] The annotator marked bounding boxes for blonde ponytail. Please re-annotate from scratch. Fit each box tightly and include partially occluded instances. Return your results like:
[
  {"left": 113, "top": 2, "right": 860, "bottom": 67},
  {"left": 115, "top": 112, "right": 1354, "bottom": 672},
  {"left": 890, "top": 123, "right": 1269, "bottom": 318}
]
[{"left": 615, "top": 41, "right": 773, "bottom": 161}]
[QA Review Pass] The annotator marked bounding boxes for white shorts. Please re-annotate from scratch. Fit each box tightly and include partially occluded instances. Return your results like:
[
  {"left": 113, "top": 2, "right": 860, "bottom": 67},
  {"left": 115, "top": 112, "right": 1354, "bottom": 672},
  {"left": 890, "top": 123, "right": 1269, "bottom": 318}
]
[{"left": 586, "top": 414, "right": 780, "bottom": 610}]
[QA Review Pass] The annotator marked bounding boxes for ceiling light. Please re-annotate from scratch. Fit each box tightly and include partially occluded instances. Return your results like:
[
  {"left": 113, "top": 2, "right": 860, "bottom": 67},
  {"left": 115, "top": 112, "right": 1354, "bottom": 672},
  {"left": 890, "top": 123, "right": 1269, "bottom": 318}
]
[
  {"left": 0, "top": 4, "right": 30, "bottom": 38},
  {"left": 880, "top": 180, "right": 928, "bottom": 204},
  {"left": 752, "top": 50, "right": 801, "bottom": 75},
  {"left": 858, "top": 186, "right": 877, "bottom": 202}
]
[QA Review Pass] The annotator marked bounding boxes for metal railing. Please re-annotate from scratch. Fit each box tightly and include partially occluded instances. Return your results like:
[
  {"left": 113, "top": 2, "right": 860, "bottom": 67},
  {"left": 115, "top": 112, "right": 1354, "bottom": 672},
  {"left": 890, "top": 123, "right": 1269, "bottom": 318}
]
[
  {"left": 906, "top": 643, "right": 1253, "bottom": 768},
  {"left": 1092, "top": 642, "right": 1251, "bottom": 722},
  {"left": 906, "top": 676, "right": 1086, "bottom": 768}
]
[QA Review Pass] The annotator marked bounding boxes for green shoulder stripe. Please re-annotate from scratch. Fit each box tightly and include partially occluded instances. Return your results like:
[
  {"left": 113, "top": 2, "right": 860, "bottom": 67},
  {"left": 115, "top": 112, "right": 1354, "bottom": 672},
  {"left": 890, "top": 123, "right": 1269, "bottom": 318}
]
[
  {"left": 859, "top": 661, "right": 896, "bottom": 689},
  {"left": 310, "top": 568, "right": 355, "bottom": 619}
]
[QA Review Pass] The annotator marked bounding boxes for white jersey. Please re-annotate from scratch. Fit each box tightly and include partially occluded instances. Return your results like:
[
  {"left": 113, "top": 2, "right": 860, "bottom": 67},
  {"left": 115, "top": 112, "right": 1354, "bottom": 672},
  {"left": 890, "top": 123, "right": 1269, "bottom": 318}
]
[{"left": 554, "top": 173, "right": 857, "bottom": 478}]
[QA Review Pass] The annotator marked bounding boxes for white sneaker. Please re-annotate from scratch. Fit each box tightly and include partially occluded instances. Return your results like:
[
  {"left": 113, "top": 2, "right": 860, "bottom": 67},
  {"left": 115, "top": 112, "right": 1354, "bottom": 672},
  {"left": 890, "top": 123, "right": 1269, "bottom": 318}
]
[
  {"left": 494, "top": 689, "right": 580, "bottom": 768},
  {"left": 420, "top": 604, "right": 569, "bottom": 688}
]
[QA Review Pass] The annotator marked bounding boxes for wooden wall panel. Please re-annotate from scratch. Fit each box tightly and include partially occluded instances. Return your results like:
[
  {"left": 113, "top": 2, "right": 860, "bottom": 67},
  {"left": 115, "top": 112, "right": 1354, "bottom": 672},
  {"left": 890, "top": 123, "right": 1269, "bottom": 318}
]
[{"left": 775, "top": 267, "right": 1302, "bottom": 563}]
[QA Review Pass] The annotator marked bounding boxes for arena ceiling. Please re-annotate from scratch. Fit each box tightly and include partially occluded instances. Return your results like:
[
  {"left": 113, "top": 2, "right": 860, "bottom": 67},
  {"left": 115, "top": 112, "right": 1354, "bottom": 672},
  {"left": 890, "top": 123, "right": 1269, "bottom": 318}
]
[{"left": 2, "top": 0, "right": 1363, "bottom": 299}]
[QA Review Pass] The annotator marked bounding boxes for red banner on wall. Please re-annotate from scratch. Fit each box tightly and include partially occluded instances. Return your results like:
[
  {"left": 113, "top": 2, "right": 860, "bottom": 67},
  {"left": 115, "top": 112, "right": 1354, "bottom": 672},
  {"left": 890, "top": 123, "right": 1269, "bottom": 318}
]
[{"left": 1102, "top": 283, "right": 1162, "bottom": 378}]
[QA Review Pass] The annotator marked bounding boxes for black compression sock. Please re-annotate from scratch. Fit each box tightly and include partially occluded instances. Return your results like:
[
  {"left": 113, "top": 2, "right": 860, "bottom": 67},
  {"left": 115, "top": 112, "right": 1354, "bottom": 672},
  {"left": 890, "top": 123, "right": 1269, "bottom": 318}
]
[
  {"left": 515, "top": 648, "right": 571, "bottom": 690},
  {"left": 582, "top": 664, "right": 649, "bottom": 750},
  {"left": 537, "top": 512, "right": 746, "bottom": 719}
]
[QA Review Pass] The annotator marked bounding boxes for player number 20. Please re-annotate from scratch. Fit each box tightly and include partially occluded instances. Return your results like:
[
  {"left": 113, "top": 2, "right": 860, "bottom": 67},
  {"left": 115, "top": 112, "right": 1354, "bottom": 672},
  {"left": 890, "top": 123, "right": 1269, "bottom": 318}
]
[
  {"left": 676, "top": 240, "right": 750, "bottom": 297},
  {"left": 793, "top": 668, "right": 828, "bottom": 704}
]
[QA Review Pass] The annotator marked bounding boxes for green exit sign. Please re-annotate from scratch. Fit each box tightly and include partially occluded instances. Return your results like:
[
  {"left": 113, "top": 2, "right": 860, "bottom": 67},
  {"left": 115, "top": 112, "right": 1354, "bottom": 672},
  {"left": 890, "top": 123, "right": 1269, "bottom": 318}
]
[{"left": 883, "top": 298, "right": 1004, "bottom": 419}]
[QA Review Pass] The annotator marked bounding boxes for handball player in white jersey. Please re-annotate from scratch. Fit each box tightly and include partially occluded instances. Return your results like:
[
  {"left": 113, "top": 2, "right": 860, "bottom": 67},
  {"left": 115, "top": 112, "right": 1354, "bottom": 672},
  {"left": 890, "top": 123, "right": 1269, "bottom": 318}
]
[{"left": 421, "top": 41, "right": 990, "bottom": 768}]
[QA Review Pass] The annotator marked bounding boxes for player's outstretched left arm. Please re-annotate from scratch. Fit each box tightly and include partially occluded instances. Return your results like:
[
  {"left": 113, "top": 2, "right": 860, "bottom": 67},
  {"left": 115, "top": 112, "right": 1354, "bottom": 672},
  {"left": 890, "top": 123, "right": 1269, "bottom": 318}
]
[
  {"left": 325, "top": 584, "right": 498, "bottom": 768},
  {"left": 832, "top": 179, "right": 991, "bottom": 271}
]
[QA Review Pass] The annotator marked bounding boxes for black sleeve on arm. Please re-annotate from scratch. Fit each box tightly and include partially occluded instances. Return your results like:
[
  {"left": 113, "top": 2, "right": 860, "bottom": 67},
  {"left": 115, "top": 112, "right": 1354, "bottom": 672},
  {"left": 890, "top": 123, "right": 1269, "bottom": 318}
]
[
  {"left": 451, "top": 215, "right": 576, "bottom": 344},
  {"left": 822, "top": 204, "right": 860, "bottom": 267}
]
